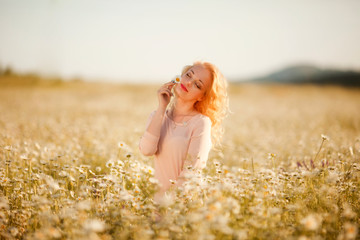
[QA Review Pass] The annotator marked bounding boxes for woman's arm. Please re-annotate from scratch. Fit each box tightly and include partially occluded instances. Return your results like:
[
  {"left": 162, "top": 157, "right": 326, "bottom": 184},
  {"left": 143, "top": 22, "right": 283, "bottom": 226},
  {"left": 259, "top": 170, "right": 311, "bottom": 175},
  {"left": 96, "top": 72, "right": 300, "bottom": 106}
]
[
  {"left": 176, "top": 116, "right": 212, "bottom": 186},
  {"left": 138, "top": 109, "right": 165, "bottom": 156},
  {"left": 139, "top": 82, "right": 175, "bottom": 156}
]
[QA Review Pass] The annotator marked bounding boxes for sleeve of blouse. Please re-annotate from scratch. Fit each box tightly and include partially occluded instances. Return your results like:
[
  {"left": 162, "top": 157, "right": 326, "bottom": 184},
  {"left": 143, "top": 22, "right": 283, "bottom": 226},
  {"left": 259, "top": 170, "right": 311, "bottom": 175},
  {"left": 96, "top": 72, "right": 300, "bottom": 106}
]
[
  {"left": 176, "top": 116, "right": 212, "bottom": 186},
  {"left": 138, "top": 110, "right": 160, "bottom": 156}
]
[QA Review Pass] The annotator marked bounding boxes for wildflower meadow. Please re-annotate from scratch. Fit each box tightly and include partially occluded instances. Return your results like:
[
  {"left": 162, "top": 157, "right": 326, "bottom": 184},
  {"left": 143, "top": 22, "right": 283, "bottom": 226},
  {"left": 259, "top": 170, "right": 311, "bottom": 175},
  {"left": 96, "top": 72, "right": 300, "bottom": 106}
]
[{"left": 0, "top": 76, "right": 359, "bottom": 239}]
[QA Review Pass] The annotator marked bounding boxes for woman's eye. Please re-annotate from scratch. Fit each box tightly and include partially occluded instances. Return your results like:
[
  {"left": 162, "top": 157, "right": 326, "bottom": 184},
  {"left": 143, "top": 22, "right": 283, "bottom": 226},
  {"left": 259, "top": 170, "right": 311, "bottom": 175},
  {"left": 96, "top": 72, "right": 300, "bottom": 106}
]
[
  {"left": 186, "top": 73, "right": 190, "bottom": 77},
  {"left": 195, "top": 83, "right": 201, "bottom": 89}
]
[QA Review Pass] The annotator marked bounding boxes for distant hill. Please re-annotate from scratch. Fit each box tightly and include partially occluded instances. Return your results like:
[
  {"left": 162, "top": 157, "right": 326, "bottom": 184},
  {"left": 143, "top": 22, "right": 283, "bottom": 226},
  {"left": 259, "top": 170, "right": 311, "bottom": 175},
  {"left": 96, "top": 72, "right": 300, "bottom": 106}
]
[{"left": 239, "top": 64, "right": 360, "bottom": 86}]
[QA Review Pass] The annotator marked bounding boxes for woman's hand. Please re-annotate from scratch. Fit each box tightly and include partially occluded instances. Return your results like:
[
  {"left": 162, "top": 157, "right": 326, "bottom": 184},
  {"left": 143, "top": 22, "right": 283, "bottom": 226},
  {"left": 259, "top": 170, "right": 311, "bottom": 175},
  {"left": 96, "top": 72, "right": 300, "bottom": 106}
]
[{"left": 157, "top": 82, "right": 175, "bottom": 111}]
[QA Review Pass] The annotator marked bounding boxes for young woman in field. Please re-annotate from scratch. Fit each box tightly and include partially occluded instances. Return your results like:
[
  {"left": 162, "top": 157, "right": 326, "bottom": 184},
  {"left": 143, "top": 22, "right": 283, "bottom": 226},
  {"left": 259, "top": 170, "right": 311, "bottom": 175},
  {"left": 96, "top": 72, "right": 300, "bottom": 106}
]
[{"left": 139, "top": 61, "right": 229, "bottom": 203}]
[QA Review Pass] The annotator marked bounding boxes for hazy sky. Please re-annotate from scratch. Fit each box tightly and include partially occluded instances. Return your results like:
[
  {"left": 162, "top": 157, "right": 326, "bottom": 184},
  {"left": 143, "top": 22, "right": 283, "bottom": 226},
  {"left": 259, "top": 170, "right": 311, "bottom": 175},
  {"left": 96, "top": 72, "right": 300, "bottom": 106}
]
[{"left": 1, "top": 0, "right": 360, "bottom": 83}]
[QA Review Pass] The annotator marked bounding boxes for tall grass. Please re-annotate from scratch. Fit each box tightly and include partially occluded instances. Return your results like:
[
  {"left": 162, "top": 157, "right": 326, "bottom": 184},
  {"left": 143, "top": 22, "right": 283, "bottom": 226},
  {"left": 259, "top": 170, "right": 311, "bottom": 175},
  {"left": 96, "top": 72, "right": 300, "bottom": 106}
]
[{"left": 0, "top": 79, "right": 359, "bottom": 239}]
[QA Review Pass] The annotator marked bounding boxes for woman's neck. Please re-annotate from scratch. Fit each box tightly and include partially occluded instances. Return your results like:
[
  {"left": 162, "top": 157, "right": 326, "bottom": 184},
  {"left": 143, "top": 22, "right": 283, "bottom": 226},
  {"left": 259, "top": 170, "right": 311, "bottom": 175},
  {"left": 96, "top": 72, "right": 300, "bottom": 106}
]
[{"left": 171, "top": 99, "right": 196, "bottom": 116}]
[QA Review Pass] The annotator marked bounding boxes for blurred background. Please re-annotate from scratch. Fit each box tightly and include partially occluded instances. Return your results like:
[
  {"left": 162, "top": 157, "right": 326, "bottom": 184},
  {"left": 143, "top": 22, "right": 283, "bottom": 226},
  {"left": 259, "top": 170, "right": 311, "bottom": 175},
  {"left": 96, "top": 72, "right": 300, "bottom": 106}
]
[
  {"left": 1, "top": 0, "right": 360, "bottom": 168},
  {"left": 1, "top": 2, "right": 360, "bottom": 238},
  {"left": 1, "top": 0, "right": 360, "bottom": 84}
]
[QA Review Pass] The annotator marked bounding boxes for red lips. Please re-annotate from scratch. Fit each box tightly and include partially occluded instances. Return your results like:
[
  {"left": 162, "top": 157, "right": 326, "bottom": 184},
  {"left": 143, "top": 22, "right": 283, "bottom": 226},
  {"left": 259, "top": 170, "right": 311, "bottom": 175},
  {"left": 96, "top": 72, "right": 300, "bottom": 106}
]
[{"left": 180, "top": 83, "right": 188, "bottom": 92}]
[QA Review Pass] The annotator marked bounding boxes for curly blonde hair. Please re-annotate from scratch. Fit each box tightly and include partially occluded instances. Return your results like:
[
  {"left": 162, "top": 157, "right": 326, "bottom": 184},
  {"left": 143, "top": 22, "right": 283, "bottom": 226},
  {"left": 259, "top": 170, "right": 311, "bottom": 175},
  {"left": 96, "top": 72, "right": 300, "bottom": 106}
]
[{"left": 170, "top": 61, "right": 229, "bottom": 147}]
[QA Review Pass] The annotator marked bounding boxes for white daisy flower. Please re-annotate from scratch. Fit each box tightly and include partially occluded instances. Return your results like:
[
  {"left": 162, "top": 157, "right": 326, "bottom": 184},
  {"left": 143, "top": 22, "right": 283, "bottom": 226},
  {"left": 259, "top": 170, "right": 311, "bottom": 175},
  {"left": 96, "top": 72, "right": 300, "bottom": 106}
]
[
  {"left": 300, "top": 214, "right": 323, "bottom": 231},
  {"left": 321, "top": 134, "right": 329, "bottom": 141},
  {"left": 344, "top": 222, "right": 358, "bottom": 240},
  {"left": 171, "top": 75, "right": 181, "bottom": 84},
  {"left": 4, "top": 146, "right": 12, "bottom": 151},
  {"left": 83, "top": 219, "right": 106, "bottom": 232}
]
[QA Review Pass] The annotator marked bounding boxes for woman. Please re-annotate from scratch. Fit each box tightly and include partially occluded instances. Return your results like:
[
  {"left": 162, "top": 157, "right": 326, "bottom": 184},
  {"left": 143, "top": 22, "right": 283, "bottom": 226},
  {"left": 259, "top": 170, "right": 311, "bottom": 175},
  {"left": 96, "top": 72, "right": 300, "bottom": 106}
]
[{"left": 139, "top": 61, "right": 229, "bottom": 203}]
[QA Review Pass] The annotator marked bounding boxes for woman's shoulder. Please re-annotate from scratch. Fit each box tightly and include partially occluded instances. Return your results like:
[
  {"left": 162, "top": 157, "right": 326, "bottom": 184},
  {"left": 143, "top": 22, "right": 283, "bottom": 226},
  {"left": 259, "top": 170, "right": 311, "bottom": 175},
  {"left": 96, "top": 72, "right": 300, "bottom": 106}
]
[
  {"left": 193, "top": 113, "right": 212, "bottom": 127},
  {"left": 190, "top": 113, "right": 212, "bottom": 137}
]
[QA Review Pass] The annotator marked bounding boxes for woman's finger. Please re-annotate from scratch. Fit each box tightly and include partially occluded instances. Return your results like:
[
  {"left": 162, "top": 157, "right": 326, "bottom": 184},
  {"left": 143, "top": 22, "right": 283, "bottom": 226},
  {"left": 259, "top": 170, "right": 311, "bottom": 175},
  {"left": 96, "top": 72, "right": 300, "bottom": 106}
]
[
  {"left": 159, "top": 89, "right": 173, "bottom": 97},
  {"left": 160, "top": 85, "right": 174, "bottom": 93},
  {"left": 161, "top": 89, "right": 173, "bottom": 96},
  {"left": 163, "top": 82, "right": 175, "bottom": 89},
  {"left": 164, "top": 81, "right": 175, "bottom": 86}
]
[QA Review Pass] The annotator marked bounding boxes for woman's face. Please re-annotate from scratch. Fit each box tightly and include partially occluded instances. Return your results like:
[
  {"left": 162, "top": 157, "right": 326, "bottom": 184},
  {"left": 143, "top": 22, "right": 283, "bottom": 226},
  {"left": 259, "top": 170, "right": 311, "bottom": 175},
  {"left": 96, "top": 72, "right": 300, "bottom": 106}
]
[{"left": 175, "top": 65, "right": 212, "bottom": 103}]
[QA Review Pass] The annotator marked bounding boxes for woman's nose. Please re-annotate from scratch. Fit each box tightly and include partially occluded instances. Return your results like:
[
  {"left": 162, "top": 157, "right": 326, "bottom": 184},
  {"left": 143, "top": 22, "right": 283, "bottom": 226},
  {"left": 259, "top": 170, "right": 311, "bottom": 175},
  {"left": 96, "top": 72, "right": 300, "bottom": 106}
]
[{"left": 184, "top": 78, "right": 193, "bottom": 86}]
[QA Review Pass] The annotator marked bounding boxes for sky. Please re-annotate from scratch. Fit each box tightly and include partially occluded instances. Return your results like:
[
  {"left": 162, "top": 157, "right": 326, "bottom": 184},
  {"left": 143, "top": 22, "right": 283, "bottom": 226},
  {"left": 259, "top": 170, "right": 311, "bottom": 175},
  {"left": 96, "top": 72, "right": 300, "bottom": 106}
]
[{"left": 1, "top": 0, "right": 360, "bottom": 83}]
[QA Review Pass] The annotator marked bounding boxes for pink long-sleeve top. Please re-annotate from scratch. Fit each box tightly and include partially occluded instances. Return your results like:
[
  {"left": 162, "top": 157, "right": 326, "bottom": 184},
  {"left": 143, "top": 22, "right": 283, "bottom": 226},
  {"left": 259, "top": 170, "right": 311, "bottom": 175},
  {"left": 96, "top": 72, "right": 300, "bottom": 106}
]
[{"left": 139, "top": 110, "right": 212, "bottom": 202}]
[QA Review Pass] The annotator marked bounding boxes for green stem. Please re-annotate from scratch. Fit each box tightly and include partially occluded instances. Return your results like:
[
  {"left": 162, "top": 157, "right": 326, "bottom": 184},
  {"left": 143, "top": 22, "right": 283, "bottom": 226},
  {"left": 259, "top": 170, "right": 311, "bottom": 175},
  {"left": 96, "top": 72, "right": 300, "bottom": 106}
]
[
  {"left": 314, "top": 139, "right": 325, "bottom": 163},
  {"left": 251, "top": 157, "right": 255, "bottom": 174}
]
